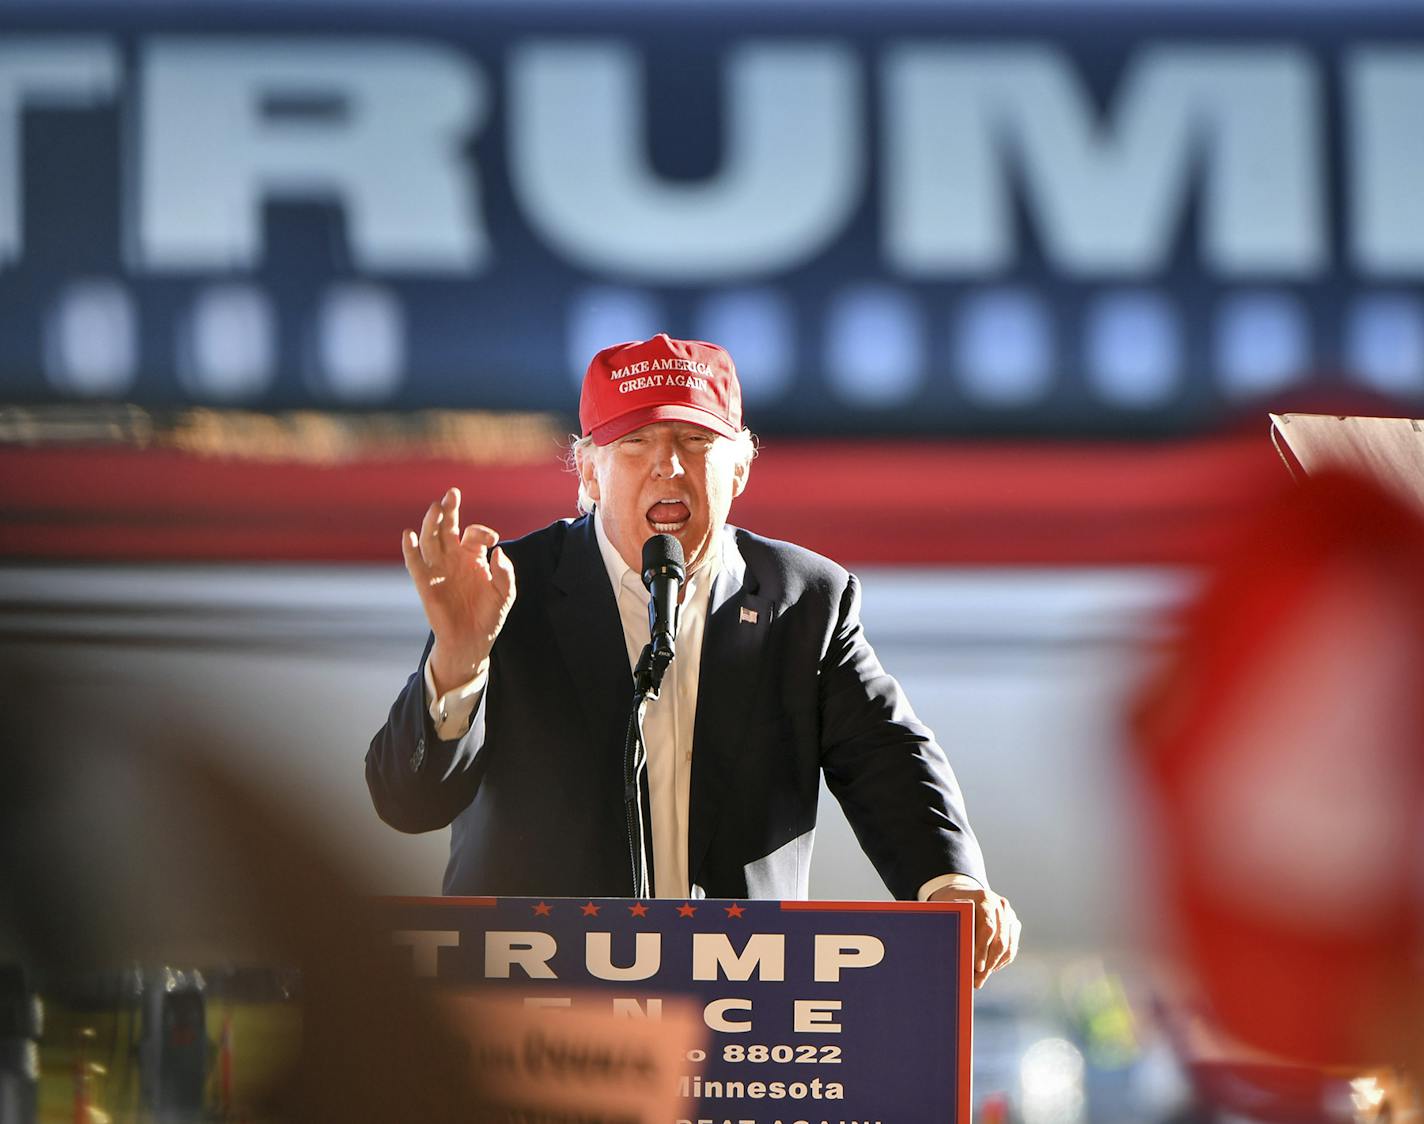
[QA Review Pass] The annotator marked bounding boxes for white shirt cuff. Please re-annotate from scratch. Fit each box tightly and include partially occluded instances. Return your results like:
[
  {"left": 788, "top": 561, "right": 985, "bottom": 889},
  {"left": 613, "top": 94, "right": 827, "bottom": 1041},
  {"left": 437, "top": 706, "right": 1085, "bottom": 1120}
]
[
  {"left": 918, "top": 872, "right": 984, "bottom": 901},
  {"left": 423, "top": 660, "right": 487, "bottom": 742}
]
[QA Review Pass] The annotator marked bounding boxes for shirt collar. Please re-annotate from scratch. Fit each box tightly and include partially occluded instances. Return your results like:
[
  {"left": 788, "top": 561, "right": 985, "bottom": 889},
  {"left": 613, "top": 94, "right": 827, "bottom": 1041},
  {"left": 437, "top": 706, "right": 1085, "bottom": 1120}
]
[{"left": 593, "top": 508, "right": 637, "bottom": 595}]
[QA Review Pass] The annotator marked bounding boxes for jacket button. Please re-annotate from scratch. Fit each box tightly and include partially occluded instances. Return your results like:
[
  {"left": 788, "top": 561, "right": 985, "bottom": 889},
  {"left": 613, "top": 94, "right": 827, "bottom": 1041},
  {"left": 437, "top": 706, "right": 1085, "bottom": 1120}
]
[{"left": 410, "top": 737, "right": 426, "bottom": 772}]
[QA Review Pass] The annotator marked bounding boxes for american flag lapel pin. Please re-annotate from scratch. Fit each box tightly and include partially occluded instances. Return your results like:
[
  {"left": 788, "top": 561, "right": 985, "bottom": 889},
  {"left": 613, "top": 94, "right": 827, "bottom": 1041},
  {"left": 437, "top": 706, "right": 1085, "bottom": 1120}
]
[{"left": 739, "top": 606, "right": 758, "bottom": 625}]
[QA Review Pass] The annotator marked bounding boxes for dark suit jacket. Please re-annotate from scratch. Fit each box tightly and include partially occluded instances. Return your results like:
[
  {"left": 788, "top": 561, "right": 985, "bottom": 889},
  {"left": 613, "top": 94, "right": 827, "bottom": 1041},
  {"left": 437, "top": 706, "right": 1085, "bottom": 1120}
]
[{"left": 366, "top": 515, "right": 987, "bottom": 900}]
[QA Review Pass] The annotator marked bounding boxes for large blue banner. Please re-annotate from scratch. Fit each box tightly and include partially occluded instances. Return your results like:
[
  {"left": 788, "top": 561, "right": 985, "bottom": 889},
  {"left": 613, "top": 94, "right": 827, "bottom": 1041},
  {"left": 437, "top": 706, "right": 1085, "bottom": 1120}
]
[
  {"left": 1, "top": 2, "right": 1422, "bottom": 435},
  {"left": 385, "top": 896, "right": 973, "bottom": 1122}
]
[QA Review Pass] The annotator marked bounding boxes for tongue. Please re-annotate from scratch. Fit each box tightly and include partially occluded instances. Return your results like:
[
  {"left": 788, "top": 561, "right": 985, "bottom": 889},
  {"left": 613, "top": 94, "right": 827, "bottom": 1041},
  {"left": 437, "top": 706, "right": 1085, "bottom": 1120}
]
[{"left": 649, "top": 501, "right": 691, "bottom": 524}]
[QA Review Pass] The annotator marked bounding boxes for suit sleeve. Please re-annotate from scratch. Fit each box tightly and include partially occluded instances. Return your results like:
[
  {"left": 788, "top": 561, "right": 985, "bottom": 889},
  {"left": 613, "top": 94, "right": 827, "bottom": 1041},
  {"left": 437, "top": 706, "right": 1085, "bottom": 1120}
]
[
  {"left": 365, "top": 634, "right": 490, "bottom": 833},
  {"left": 817, "top": 573, "right": 989, "bottom": 899}
]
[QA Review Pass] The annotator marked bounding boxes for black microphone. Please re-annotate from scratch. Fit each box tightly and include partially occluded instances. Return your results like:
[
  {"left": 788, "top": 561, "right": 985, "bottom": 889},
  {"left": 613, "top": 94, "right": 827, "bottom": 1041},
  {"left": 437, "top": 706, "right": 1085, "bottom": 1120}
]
[{"left": 641, "top": 534, "right": 685, "bottom": 666}]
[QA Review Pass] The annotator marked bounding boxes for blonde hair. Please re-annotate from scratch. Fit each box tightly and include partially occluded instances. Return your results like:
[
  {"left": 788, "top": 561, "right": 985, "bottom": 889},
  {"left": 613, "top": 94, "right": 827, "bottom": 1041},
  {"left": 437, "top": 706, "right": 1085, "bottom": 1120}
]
[{"left": 569, "top": 429, "right": 758, "bottom": 515}]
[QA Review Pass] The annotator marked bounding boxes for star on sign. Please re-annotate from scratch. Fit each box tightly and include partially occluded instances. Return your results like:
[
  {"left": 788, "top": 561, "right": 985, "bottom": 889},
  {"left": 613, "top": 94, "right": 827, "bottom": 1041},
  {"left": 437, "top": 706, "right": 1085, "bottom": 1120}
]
[
  {"left": 532, "top": 902, "right": 552, "bottom": 917},
  {"left": 724, "top": 903, "right": 745, "bottom": 918},
  {"left": 580, "top": 901, "right": 601, "bottom": 917},
  {"left": 676, "top": 903, "right": 697, "bottom": 918},
  {"left": 628, "top": 902, "right": 649, "bottom": 918}
]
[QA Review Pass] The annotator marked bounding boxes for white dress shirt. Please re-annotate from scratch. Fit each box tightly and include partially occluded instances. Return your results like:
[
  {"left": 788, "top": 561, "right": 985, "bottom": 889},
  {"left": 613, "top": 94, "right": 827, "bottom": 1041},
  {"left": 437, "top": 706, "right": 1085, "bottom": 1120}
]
[
  {"left": 421, "top": 512, "right": 980, "bottom": 901},
  {"left": 592, "top": 513, "right": 714, "bottom": 899}
]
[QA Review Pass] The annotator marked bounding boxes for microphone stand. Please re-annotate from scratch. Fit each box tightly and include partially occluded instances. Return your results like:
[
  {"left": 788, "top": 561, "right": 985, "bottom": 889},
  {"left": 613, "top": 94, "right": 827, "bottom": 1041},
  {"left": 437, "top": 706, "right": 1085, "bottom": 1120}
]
[
  {"left": 625, "top": 533, "right": 683, "bottom": 900},
  {"left": 623, "top": 642, "right": 673, "bottom": 900}
]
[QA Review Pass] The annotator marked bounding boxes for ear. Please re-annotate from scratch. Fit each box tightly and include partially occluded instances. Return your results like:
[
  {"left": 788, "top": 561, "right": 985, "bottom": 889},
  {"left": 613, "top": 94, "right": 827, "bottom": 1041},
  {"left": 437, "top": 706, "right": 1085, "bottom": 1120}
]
[
  {"left": 577, "top": 443, "right": 602, "bottom": 504},
  {"left": 731, "top": 454, "right": 751, "bottom": 499}
]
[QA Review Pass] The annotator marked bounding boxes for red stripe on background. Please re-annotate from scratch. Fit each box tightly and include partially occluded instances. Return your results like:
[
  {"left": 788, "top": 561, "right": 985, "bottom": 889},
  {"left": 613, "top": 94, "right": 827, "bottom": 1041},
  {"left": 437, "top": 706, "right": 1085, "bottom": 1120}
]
[{"left": 0, "top": 435, "right": 1284, "bottom": 565}]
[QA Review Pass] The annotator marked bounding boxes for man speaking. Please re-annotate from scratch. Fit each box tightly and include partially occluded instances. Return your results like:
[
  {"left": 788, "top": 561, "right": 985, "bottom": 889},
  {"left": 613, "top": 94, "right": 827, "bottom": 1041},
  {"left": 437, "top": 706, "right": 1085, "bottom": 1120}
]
[{"left": 367, "top": 334, "right": 1020, "bottom": 987}]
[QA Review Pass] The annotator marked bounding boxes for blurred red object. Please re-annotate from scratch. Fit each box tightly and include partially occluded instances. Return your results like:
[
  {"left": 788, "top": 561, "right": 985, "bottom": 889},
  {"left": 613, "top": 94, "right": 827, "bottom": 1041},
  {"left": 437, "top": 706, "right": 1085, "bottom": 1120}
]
[
  {"left": 977, "top": 1090, "right": 1011, "bottom": 1124},
  {"left": 1136, "top": 469, "right": 1424, "bottom": 1072}
]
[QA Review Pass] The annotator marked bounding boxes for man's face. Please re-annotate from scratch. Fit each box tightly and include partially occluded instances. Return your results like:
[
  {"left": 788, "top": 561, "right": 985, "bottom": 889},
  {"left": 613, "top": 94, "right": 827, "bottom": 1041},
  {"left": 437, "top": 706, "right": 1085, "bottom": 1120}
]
[{"left": 579, "top": 421, "right": 750, "bottom": 575}]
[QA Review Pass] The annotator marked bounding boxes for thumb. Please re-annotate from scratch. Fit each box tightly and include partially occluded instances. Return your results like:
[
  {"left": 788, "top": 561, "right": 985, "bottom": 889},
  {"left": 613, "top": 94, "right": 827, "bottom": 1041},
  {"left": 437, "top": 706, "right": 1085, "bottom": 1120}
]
[
  {"left": 460, "top": 523, "right": 497, "bottom": 559},
  {"left": 491, "top": 546, "right": 517, "bottom": 599}
]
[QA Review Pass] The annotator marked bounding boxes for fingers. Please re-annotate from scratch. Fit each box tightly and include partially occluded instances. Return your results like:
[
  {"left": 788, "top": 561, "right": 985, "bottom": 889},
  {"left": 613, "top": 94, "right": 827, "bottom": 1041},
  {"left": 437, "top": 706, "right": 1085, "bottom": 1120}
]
[
  {"left": 460, "top": 523, "right": 499, "bottom": 565},
  {"left": 460, "top": 523, "right": 509, "bottom": 599},
  {"left": 972, "top": 894, "right": 1021, "bottom": 989},
  {"left": 446, "top": 485, "right": 462, "bottom": 539},
  {"left": 461, "top": 523, "right": 498, "bottom": 547},
  {"left": 982, "top": 903, "right": 1015, "bottom": 978},
  {"left": 490, "top": 545, "right": 517, "bottom": 602},
  {"left": 403, "top": 527, "right": 449, "bottom": 590},
  {"left": 973, "top": 906, "right": 993, "bottom": 989},
  {"left": 405, "top": 495, "right": 512, "bottom": 609},
  {"left": 459, "top": 525, "right": 517, "bottom": 609},
  {"left": 928, "top": 887, "right": 1012, "bottom": 989},
  {"left": 418, "top": 498, "right": 445, "bottom": 570},
  {"left": 990, "top": 900, "right": 1021, "bottom": 975},
  {"left": 400, "top": 529, "right": 426, "bottom": 576},
  {"left": 418, "top": 487, "right": 462, "bottom": 570}
]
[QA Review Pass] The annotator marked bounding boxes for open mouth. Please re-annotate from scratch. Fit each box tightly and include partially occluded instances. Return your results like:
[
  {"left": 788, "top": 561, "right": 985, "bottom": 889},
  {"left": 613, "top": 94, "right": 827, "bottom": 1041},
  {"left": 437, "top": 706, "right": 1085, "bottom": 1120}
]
[{"left": 646, "top": 499, "right": 691, "bottom": 533}]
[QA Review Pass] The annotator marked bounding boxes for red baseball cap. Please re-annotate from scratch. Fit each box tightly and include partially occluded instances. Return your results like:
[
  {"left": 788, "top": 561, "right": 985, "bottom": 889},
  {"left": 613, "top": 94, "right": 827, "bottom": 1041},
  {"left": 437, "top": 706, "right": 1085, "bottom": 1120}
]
[{"left": 579, "top": 333, "right": 743, "bottom": 445}]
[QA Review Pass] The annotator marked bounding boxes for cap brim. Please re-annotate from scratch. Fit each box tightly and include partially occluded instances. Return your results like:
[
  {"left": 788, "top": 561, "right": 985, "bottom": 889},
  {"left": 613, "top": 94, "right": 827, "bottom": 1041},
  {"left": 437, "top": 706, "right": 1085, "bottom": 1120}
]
[{"left": 589, "top": 403, "right": 740, "bottom": 445}]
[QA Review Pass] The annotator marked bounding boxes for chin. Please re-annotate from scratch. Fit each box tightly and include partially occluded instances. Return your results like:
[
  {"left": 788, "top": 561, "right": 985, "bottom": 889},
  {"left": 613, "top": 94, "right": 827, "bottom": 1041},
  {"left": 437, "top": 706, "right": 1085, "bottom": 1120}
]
[{"left": 682, "top": 533, "right": 716, "bottom": 573}]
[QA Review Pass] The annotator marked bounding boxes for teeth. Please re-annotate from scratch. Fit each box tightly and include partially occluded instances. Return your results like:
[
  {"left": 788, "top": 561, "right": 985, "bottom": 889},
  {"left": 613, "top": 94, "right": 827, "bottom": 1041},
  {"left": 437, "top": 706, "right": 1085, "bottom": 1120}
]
[{"left": 649, "top": 499, "right": 688, "bottom": 533}]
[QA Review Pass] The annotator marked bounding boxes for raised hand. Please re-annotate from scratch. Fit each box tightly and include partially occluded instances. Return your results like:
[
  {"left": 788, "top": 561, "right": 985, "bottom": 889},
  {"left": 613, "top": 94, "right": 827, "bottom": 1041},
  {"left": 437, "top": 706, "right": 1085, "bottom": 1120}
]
[{"left": 401, "top": 487, "right": 517, "bottom": 694}]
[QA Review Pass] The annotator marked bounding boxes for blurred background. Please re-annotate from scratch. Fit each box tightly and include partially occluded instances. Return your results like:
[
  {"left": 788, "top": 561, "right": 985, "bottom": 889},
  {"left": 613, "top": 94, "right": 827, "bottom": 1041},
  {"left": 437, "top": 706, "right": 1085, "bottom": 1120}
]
[{"left": 2, "top": 0, "right": 1422, "bottom": 1119}]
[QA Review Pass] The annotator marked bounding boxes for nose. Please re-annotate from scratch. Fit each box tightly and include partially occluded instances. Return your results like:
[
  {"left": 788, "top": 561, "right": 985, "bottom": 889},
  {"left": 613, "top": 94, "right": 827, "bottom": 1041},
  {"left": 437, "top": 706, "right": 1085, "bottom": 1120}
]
[{"left": 650, "top": 438, "right": 684, "bottom": 479}]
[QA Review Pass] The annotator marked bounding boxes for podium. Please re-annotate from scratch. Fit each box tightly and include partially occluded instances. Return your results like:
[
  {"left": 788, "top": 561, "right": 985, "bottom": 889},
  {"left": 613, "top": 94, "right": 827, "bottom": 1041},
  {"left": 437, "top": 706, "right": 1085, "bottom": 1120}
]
[{"left": 384, "top": 896, "right": 973, "bottom": 1123}]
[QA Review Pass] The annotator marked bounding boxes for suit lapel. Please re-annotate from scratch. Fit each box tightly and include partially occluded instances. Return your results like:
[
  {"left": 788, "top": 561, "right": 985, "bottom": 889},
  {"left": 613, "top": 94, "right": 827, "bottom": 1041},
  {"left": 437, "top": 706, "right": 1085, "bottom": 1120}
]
[
  {"left": 548, "top": 516, "right": 633, "bottom": 737},
  {"left": 688, "top": 527, "right": 772, "bottom": 888}
]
